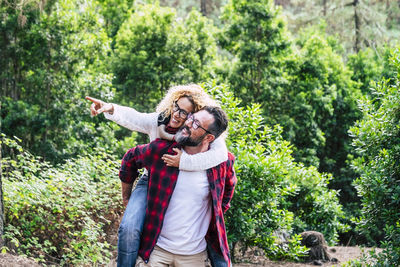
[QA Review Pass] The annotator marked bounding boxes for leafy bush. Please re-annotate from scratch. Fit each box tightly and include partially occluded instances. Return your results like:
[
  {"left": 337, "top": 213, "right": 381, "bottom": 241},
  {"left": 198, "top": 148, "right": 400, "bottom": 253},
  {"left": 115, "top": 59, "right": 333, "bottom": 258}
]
[
  {"left": 205, "top": 82, "right": 347, "bottom": 261},
  {"left": 1, "top": 134, "right": 122, "bottom": 265},
  {"left": 347, "top": 46, "right": 398, "bottom": 95},
  {"left": 349, "top": 48, "right": 400, "bottom": 265}
]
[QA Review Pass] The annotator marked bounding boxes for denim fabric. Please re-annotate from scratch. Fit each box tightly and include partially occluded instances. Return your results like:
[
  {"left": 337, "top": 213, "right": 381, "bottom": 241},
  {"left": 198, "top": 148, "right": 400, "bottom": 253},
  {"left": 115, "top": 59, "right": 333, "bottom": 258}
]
[
  {"left": 207, "top": 243, "right": 229, "bottom": 267},
  {"left": 117, "top": 174, "right": 148, "bottom": 267}
]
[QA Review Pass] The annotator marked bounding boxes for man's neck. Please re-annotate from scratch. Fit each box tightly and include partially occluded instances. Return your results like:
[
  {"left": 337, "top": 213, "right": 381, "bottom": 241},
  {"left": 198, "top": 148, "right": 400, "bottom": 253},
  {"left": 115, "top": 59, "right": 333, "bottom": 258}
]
[{"left": 183, "top": 143, "right": 209, "bottom": 155}]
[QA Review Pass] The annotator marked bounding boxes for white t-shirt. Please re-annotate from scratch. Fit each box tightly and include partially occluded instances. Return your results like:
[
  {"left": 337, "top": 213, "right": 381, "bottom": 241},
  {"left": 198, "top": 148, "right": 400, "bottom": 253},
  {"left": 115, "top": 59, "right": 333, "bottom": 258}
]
[{"left": 156, "top": 152, "right": 212, "bottom": 254}]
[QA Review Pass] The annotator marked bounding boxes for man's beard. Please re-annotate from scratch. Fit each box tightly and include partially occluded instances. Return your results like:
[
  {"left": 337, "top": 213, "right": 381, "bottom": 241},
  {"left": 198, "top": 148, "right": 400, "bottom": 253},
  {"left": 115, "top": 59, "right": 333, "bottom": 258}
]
[{"left": 175, "top": 126, "right": 206, "bottom": 146}]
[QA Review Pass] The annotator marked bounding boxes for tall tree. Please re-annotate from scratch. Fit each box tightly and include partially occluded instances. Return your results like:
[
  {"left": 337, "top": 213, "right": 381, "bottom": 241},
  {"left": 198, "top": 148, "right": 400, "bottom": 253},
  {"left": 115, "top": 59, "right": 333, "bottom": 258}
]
[
  {"left": 283, "top": 27, "right": 362, "bottom": 174},
  {"left": 322, "top": 0, "right": 327, "bottom": 16},
  {"left": 1, "top": 0, "right": 115, "bottom": 163},
  {"left": 219, "top": 0, "right": 291, "bottom": 105},
  {"left": 353, "top": 0, "right": 361, "bottom": 52},
  {"left": 201, "top": 0, "right": 207, "bottom": 16},
  {"left": 113, "top": 4, "right": 218, "bottom": 111},
  {"left": 0, "top": 132, "right": 3, "bottom": 247},
  {"left": 221, "top": 1, "right": 363, "bottom": 227},
  {"left": 0, "top": 0, "right": 42, "bottom": 100}
]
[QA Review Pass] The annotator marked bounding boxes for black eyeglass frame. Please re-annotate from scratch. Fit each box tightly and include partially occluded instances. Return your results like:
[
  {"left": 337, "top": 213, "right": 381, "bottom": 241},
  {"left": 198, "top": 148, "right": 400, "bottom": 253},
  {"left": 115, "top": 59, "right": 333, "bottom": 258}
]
[
  {"left": 172, "top": 101, "right": 189, "bottom": 119},
  {"left": 187, "top": 113, "right": 213, "bottom": 135}
]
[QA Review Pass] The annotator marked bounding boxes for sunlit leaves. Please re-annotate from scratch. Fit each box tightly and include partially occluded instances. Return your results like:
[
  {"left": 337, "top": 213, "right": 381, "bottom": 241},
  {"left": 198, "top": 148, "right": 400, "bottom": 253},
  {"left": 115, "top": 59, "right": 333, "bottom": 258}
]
[
  {"left": 1, "top": 135, "right": 122, "bottom": 265},
  {"left": 350, "top": 48, "right": 400, "bottom": 264}
]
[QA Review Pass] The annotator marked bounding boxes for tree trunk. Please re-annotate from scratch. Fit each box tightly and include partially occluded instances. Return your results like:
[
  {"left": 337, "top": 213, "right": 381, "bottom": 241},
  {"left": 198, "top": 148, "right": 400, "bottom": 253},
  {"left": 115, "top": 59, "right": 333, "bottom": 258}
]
[
  {"left": 0, "top": 106, "right": 4, "bottom": 247},
  {"left": 397, "top": 0, "right": 400, "bottom": 24},
  {"left": 353, "top": 0, "right": 361, "bottom": 52},
  {"left": 322, "top": 0, "right": 327, "bottom": 16},
  {"left": 231, "top": 241, "right": 237, "bottom": 263},
  {"left": 201, "top": 0, "right": 207, "bottom": 16}
]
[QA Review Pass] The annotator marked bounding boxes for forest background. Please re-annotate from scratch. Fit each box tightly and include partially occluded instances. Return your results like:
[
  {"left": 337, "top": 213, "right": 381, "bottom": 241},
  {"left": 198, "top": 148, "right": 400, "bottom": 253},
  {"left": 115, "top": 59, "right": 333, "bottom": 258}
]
[{"left": 1, "top": 0, "right": 400, "bottom": 265}]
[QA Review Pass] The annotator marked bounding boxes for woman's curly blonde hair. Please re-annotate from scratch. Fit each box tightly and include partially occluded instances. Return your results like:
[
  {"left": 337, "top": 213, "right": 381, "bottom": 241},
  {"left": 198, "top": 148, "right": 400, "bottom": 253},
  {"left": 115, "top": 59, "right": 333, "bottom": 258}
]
[{"left": 156, "top": 84, "right": 219, "bottom": 118}]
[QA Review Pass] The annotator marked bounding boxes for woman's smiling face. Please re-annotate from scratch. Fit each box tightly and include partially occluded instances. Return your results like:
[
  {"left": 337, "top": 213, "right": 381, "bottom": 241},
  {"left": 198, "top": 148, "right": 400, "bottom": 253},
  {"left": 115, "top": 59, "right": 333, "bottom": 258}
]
[{"left": 168, "top": 96, "right": 194, "bottom": 128}]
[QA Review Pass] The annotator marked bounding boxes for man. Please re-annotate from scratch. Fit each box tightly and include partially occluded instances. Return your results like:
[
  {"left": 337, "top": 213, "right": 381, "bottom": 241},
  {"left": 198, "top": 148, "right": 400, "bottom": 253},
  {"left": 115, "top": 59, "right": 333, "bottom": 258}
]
[{"left": 119, "top": 106, "right": 236, "bottom": 267}]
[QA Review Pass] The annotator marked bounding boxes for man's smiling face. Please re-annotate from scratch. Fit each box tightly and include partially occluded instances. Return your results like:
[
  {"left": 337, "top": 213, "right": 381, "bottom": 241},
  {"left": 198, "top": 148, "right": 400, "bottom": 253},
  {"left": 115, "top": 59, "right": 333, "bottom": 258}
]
[{"left": 175, "top": 110, "right": 214, "bottom": 147}]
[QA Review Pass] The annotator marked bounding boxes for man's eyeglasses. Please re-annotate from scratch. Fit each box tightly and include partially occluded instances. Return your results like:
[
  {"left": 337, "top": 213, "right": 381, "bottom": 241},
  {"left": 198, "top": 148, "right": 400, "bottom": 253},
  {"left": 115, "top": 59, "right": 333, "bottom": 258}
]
[
  {"left": 172, "top": 101, "right": 189, "bottom": 119},
  {"left": 187, "top": 113, "right": 212, "bottom": 135}
]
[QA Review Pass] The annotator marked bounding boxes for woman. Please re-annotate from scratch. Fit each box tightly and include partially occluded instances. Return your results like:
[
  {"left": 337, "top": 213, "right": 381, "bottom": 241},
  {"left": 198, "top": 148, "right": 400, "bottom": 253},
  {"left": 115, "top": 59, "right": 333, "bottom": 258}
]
[{"left": 86, "top": 84, "right": 228, "bottom": 267}]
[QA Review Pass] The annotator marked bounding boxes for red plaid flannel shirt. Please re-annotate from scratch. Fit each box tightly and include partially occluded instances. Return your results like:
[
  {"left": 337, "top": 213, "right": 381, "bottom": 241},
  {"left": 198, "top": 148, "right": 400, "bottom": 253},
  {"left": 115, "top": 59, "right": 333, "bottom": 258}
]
[{"left": 119, "top": 138, "right": 237, "bottom": 265}]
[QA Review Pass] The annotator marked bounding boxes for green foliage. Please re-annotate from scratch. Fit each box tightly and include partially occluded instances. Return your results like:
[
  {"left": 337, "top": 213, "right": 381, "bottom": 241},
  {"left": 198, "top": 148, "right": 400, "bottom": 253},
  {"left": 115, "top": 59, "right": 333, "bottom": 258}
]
[
  {"left": 1, "top": 134, "right": 122, "bottom": 265},
  {"left": 242, "top": 26, "right": 363, "bottom": 238},
  {"left": 0, "top": 0, "right": 122, "bottom": 163},
  {"left": 113, "top": 4, "right": 218, "bottom": 111},
  {"left": 282, "top": 164, "right": 349, "bottom": 244},
  {"left": 219, "top": 0, "right": 291, "bottom": 105},
  {"left": 205, "top": 82, "right": 347, "bottom": 261},
  {"left": 266, "top": 234, "right": 309, "bottom": 262},
  {"left": 347, "top": 48, "right": 385, "bottom": 94},
  {"left": 347, "top": 46, "right": 399, "bottom": 95},
  {"left": 2, "top": 0, "right": 399, "bottom": 263},
  {"left": 349, "top": 48, "right": 400, "bottom": 265},
  {"left": 284, "top": 26, "right": 361, "bottom": 170},
  {"left": 220, "top": 3, "right": 363, "bottom": 226},
  {"left": 345, "top": 48, "right": 398, "bottom": 244},
  {"left": 97, "top": 0, "right": 135, "bottom": 38}
]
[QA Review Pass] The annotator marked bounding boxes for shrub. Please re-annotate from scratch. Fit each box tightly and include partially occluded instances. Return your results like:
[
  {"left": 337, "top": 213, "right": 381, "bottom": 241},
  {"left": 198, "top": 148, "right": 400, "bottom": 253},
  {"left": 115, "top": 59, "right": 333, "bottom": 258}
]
[
  {"left": 349, "top": 48, "right": 400, "bottom": 265},
  {"left": 1, "top": 134, "right": 122, "bottom": 265},
  {"left": 205, "top": 82, "right": 347, "bottom": 261}
]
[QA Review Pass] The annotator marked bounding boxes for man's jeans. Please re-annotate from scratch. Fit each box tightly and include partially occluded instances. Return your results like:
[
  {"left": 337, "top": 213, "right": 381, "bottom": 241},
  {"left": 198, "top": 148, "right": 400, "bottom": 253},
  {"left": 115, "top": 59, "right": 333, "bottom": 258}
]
[{"left": 117, "top": 174, "right": 148, "bottom": 267}]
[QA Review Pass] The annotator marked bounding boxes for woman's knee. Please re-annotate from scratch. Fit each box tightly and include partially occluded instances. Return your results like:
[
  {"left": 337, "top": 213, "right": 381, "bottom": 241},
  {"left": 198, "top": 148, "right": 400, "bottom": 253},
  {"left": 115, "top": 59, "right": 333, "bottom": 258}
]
[{"left": 118, "top": 218, "right": 142, "bottom": 241}]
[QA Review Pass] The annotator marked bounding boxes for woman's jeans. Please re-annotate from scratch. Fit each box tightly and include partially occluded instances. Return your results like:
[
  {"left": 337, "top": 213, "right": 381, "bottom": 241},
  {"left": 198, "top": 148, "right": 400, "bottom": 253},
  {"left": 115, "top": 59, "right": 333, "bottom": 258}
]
[
  {"left": 207, "top": 243, "right": 229, "bottom": 267},
  {"left": 117, "top": 174, "right": 148, "bottom": 267},
  {"left": 116, "top": 174, "right": 229, "bottom": 267}
]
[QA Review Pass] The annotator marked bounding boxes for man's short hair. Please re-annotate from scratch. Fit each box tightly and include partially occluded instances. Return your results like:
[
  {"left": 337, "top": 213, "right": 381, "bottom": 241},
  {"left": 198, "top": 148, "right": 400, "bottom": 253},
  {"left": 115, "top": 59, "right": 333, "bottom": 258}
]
[{"left": 203, "top": 106, "right": 228, "bottom": 139}]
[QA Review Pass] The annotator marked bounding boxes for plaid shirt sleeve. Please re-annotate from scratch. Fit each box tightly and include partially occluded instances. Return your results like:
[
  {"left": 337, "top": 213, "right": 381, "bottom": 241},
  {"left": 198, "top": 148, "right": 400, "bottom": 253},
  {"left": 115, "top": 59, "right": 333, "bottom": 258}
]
[
  {"left": 222, "top": 152, "right": 237, "bottom": 214},
  {"left": 119, "top": 143, "right": 152, "bottom": 184}
]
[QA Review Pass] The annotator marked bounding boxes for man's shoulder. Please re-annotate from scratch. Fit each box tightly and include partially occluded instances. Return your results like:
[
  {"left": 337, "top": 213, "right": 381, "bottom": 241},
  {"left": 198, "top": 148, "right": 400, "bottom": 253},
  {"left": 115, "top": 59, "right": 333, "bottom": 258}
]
[{"left": 227, "top": 152, "right": 235, "bottom": 161}]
